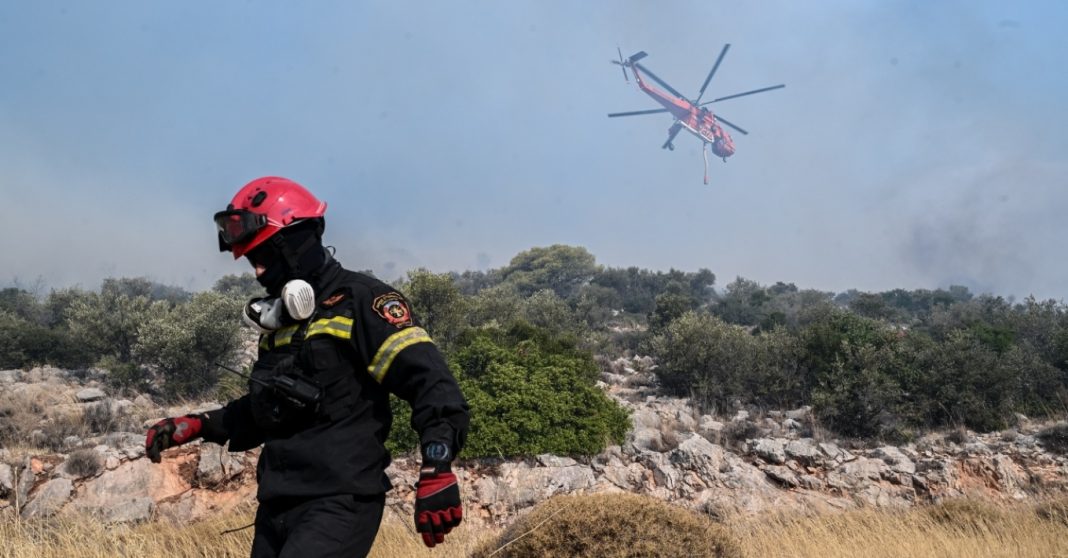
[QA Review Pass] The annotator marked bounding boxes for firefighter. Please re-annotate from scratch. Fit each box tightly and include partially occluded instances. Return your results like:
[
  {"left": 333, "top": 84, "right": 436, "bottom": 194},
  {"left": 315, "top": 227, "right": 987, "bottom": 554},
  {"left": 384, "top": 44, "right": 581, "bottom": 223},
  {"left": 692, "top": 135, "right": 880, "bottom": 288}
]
[{"left": 145, "top": 176, "right": 470, "bottom": 557}]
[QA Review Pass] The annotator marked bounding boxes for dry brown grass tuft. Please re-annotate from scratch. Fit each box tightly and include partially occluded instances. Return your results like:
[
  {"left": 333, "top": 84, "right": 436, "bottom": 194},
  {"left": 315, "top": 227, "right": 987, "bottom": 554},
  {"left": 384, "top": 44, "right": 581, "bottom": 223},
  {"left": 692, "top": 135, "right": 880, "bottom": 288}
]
[
  {"left": 63, "top": 449, "right": 103, "bottom": 479},
  {"left": 1035, "top": 495, "right": 1068, "bottom": 527},
  {"left": 471, "top": 492, "right": 742, "bottom": 558},
  {"left": 922, "top": 498, "right": 1011, "bottom": 531}
]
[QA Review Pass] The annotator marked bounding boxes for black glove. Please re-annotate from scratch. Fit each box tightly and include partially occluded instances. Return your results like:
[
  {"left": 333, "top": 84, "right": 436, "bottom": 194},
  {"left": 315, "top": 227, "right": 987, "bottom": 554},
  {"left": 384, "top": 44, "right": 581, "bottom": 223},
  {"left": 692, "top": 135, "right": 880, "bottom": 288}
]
[{"left": 145, "top": 415, "right": 203, "bottom": 463}]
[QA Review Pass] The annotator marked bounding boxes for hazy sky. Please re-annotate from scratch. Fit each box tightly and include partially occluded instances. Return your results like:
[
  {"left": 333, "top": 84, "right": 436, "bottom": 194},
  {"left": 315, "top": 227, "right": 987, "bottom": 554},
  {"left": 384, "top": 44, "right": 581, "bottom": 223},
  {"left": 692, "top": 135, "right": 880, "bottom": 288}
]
[{"left": 2, "top": 1, "right": 1066, "bottom": 299}]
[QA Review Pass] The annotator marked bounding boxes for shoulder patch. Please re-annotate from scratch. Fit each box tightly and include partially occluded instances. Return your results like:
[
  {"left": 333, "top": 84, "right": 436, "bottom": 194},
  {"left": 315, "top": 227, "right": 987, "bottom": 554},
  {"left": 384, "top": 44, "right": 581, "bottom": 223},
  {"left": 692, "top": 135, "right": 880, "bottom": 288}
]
[{"left": 372, "top": 292, "right": 414, "bottom": 328}]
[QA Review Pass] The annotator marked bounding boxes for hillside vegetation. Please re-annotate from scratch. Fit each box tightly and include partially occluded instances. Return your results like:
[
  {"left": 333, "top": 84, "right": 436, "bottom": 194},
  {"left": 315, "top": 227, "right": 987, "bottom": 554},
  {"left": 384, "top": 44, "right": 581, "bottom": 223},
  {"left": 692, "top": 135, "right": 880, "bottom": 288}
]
[{"left": 3, "top": 245, "right": 1068, "bottom": 456}]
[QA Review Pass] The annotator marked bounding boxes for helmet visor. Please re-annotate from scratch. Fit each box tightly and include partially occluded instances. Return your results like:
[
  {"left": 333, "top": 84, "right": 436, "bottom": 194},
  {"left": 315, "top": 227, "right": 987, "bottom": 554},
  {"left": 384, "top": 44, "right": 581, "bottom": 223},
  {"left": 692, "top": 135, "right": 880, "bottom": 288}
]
[{"left": 214, "top": 209, "right": 267, "bottom": 249}]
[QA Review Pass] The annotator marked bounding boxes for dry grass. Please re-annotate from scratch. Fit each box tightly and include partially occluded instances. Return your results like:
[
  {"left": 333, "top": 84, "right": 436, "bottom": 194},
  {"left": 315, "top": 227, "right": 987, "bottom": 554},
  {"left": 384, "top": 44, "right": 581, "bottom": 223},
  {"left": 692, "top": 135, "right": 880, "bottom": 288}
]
[
  {"left": 733, "top": 497, "right": 1068, "bottom": 558},
  {"left": 0, "top": 505, "right": 493, "bottom": 558},
  {"left": 4, "top": 496, "right": 1068, "bottom": 557},
  {"left": 472, "top": 492, "right": 742, "bottom": 558},
  {"left": 0, "top": 385, "right": 149, "bottom": 453},
  {"left": 0, "top": 507, "right": 256, "bottom": 558}
]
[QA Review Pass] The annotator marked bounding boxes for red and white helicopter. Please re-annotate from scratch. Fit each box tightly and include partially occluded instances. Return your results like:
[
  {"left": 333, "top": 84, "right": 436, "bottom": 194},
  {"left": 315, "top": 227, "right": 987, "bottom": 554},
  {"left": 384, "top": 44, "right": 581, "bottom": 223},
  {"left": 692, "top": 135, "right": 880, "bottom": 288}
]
[{"left": 609, "top": 46, "right": 784, "bottom": 183}]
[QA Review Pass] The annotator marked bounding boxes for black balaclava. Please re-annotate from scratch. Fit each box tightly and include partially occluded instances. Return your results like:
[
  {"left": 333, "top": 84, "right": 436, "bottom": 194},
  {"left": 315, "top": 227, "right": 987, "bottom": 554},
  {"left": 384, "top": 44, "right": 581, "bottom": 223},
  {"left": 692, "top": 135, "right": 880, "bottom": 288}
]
[{"left": 247, "top": 219, "right": 328, "bottom": 297}]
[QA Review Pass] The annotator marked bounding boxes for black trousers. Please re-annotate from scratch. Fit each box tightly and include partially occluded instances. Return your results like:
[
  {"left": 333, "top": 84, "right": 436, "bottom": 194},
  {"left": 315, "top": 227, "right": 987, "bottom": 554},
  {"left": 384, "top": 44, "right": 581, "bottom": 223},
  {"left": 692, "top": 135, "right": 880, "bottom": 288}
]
[{"left": 250, "top": 493, "right": 386, "bottom": 558}]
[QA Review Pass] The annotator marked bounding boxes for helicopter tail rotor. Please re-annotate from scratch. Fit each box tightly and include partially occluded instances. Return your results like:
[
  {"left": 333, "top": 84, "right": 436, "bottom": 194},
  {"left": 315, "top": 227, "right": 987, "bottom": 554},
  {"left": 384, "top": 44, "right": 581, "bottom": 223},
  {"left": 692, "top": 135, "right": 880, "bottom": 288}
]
[{"left": 615, "top": 47, "right": 629, "bottom": 82}]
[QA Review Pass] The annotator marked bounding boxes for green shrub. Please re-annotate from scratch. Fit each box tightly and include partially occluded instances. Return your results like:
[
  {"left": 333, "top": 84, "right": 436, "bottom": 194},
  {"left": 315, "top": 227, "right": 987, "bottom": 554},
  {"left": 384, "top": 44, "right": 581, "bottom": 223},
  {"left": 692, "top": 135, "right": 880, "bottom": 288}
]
[
  {"left": 100, "top": 355, "right": 151, "bottom": 393},
  {"left": 649, "top": 312, "right": 801, "bottom": 413},
  {"left": 452, "top": 322, "right": 629, "bottom": 458},
  {"left": 66, "top": 289, "right": 153, "bottom": 364},
  {"left": 134, "top": 291, "right": 244, "bottom": 401},
  {"left": 0, "top": 311, "right": 92, "bottom": 370}
]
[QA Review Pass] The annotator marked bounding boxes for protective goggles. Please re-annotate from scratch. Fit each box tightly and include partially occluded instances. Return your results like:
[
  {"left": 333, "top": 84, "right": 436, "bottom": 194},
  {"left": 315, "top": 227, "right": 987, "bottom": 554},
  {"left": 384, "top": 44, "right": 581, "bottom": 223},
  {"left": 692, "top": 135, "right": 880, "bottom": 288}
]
[{"left": 214, "top": 209, "right": 267, "bottom": 250}]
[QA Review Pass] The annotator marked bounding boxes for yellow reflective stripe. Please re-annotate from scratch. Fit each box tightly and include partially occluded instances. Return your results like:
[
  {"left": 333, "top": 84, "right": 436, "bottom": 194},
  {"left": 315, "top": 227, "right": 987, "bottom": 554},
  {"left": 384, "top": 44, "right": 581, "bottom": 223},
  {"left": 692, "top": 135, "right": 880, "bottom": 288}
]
[
  {"left": 368, "top": 327, "right": 432, "bottom": 383},
  {"left": 273, "top": 325, "right": 300, "bottom": 348},
  {"left": 259, "top": 324, "right": 301, "bottom": 351},
  {"left": 306, "top": 316, "right": 353, "bottom": 340}
]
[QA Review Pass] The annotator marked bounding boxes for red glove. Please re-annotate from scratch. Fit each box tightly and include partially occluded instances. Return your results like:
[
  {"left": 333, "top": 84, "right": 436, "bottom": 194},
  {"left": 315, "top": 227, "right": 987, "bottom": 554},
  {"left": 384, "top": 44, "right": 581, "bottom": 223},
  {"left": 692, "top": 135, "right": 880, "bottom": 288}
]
[
  {"left": 414, "top": 463, "right": 462, "bottom": 548},
  {"left": 145, "top": 415, "right": 203, "bottom": 463}
]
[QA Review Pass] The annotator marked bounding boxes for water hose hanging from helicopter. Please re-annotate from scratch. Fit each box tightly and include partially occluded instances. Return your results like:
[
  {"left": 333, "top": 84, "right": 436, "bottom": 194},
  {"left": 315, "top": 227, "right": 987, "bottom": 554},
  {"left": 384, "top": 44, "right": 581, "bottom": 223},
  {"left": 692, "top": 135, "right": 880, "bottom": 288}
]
[{"left": 702, "top": 143, "right": 709, "bottom": 185}]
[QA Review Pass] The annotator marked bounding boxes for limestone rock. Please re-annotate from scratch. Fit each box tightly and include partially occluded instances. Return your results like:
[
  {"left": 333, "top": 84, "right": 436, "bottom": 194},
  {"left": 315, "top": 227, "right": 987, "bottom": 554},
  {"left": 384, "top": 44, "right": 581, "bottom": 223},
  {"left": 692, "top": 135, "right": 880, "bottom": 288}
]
[
  {"left": 0, "top": 463, "right": 12, "bottom": 497},
  {"left": 763, "top": 465, "right": 799, "bottom": 488},
  {"left": 785, "top": 439, "right": 822, "bottom": 466},
  {"left": 751, "top": 438, "right": 787, "bottom": 465},
  {"left": 22, "top": 478, "right": 73, "bottom": 518},
  {"left": 76, "top": 388, "right": 106, "bottom": 402},
  {"left": 871, "top": 446, "right": 917, "bottom": 475}
]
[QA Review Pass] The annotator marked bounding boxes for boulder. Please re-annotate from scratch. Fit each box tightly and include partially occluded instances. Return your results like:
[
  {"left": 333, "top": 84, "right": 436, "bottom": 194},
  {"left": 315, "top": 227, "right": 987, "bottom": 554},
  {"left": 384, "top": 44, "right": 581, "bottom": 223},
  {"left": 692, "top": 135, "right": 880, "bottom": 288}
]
[
  {"left": 785, "top": 439, "right": 822, "bottom": 466},
  {"left": 0, "top": 463, "right": 12, "bottom": 496},
  {"left": 22, "top": 478, "right": 73, "bottom": 518},
  {"left": 763, "top": 465, "right": 799, "bottom": 488},
  {"left": 751, "top": 438, "right": 787, "bottom": 465},
  {"left": 871, "top": 446, "right": 916, "bottom": 476},
  {"left": 76, "top": 388, "right": 107, "bottom": 402}
]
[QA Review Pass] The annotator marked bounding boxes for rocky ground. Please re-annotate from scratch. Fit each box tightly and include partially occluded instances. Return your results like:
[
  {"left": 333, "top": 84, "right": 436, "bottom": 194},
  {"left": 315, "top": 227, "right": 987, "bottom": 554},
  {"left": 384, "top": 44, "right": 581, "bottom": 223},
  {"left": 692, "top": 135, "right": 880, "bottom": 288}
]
[{"left": 3, "top": 360, "right": 1068, "bottom": 526}]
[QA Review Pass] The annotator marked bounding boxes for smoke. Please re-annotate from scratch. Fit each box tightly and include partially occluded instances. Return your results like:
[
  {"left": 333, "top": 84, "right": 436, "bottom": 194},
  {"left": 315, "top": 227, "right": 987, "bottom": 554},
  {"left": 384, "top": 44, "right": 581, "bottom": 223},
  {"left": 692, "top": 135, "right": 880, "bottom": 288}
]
[{"left": 900, "top": 158, "right": 1067, "bottom": 299}]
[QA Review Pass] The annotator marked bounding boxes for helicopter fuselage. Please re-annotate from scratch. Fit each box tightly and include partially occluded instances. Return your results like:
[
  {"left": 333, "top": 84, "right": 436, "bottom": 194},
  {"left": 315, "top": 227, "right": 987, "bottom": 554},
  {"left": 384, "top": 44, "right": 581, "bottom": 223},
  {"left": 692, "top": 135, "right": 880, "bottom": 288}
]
[{"left": 632, "top": 66, "right": 735, "bottom": 158}]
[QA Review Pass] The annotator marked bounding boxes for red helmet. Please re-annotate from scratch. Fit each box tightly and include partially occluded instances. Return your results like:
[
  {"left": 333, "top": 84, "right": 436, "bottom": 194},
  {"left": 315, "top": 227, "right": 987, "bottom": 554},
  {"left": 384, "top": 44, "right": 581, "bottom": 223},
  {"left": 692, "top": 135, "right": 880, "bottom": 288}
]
[{"left": 214, "top": 177, "right": 327, "bottom": 259}]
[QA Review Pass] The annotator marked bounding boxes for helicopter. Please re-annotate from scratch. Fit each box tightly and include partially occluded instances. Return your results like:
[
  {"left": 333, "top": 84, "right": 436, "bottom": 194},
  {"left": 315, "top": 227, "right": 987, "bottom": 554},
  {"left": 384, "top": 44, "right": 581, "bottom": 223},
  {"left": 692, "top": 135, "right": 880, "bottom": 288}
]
[{"left": 609, "top": 46, "right": 784, "bottom": 184}]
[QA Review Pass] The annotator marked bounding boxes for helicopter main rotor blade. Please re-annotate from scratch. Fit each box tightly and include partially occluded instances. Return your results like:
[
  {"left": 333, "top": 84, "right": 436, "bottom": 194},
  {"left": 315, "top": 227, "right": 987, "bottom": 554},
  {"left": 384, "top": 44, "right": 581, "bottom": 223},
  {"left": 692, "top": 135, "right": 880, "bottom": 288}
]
[
  {"left": 607, "top": 108, "right": 670, "bottom": 118},
  {"left": 715, "top": 115, "right": 748, "bottom": 135},
  {"left": 702, "top": 84, "right": 786, "bottom": 104},
  {"left": 632, "top": 62, "right": 687, "bottom": 100},
  {"left": 694, "top": 44, "right": 730, "bottom": 104}
]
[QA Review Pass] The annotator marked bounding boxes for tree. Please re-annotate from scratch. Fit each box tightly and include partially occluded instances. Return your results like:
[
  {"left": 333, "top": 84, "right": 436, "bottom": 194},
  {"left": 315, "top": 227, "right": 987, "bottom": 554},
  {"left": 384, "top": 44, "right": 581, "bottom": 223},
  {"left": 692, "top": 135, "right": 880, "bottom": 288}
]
[
  {"left": 574, "top": 283, "right": 620, "bottom": 328},
  {"left": 648, "top": 292, "right": 696, "bottom": 333},
  {"left": 134, "top": 291, "right": 244, "bottom": 400},
  {"left": 102, "top": 277, "right": 191, "bottom": 303},
  {"left": 403, "top": 269, "right": 468, "bottom": 352},
  {"left": 66, "top": 288, "right": 154, "bottom": 364},
  {"left": 713, "top": 277, "right": 771, "bottom": 326},
  {"left": 212, "top": 273, "right": 263, "bottom": 299},
  {"left": 521, "top": 289, "right": 582, "bottom": 336},
  {"left": 466, "top": 284, "right": 524, "bottom": 329},
  {"left": 499, "top": 245, "right": 600, "bottom": 300}
]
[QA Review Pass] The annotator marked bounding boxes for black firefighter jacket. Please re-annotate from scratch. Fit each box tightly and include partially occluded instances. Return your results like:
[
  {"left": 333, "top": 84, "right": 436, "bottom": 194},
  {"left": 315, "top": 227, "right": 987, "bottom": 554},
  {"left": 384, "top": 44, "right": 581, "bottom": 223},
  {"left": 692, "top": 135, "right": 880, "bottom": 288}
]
[{"left": 200, "top": 258, "right": 470, "bottom": 501}]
